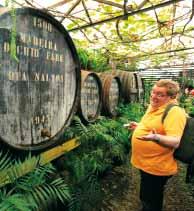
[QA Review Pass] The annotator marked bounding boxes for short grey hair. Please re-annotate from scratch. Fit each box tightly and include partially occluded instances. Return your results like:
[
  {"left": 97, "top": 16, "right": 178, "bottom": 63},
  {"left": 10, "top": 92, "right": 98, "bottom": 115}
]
[{"left": 155, "top": 79, "right": 180, "bottom": 98}]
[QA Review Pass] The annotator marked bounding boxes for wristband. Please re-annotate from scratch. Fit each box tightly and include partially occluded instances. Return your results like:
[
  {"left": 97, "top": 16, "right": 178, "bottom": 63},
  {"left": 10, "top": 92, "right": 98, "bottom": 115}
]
[{"left": 153, "top": 134, "right": 160, "bottom": 143}]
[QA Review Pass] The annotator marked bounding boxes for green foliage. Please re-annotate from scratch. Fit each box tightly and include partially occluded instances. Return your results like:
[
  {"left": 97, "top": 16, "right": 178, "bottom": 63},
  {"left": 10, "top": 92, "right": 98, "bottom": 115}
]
[
  {"left": 0, "top": 192, "right": 36, "bottom": 211},
  {"left": 116, "top": 61, "right": 138, "bottom": 71},
  {"left": 60, "top": 150, "right": 103, "bottom": 211},
  {"left": 0, "top": 154, "right": 40, "bottom": 187},
  {"left": 6, "top": 0, "right": 19, "bottom": 63},
  {"left": 178, "top": 77, "right": 194, "bottom": 108},
  {"left": 0, "top": 151, "right": 71, "bottom": 210},
  {"left": 76, "top": 48, "right": 109, "bottom": 72},
  {"left": 181, "top": 96, "right": 194, "bottom": 117},
  {"left": 77, "top": 48, "right": 89, "bottom": 70},
  {"left": 88, "top": 50, "right": 109, "bottom": 72},
  {"left": 68, "top": 175, "right": 102, "bottom": 211},
  {"left": 0, "top": 151, "right": 13, "bottom": 171},
  {"left": 178, "top": 77, "right": 194, "bottom": 89},
  {"left": 10, "top": 5, "right": 18, "bottom": 62},
  {"left": 26, "top": 175, "right": 70, "bottom": 210},
  {"left": 5, "top": 0, "right": 10, "bottom": 6},
  {"left": 0, "top": 103, "right": 145, "bottom": 211},
  {"left": 117, "top": 103, "right": 145, "bottom": 122},
  {"left": 71, "top": 115, "right": 131, "bottom": 161},
  {"left": 157, "top": 6, "right": 173, "bottom": 22},
  {"left": 143, "top": 80, "right": 154, "bottom": 104},
  {"left": 58, "top": 103, "right": 145, "bottom": 210},
  {"left": 66, "top": 0, "right": 191, "bottom": 68}
]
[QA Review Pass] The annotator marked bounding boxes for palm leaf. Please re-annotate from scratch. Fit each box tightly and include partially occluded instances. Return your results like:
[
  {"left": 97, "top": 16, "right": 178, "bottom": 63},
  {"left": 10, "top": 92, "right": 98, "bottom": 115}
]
[
  {"left": 28, "top": 178, "right": 70, "bottom": 209},
  {"left": 0, "top": 193, "right": 36, "bottom": 211},
  {"left": 0, "top": 154, "right": 40, "bottom": 187},
  {"left": 0, "top": 151, "right": 13, "bottom": 171},
  {"left": 51, "top": 178, "right": 71, "bottom": 203}
]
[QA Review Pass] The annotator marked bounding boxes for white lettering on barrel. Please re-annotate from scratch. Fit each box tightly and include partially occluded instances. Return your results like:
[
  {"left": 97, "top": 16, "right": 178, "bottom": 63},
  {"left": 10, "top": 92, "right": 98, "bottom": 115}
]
[{"left": 33, "top": 17, "right": 52, "bottom": 32}]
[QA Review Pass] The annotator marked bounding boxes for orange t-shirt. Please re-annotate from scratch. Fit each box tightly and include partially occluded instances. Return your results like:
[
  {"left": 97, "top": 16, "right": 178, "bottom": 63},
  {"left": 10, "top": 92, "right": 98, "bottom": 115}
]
[{"left": 131, "top": 102, "right": 186, "bottom": 176}]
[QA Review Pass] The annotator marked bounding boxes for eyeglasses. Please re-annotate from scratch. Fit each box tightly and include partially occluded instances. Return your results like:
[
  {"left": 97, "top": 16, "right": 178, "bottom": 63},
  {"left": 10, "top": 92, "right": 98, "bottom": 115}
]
[{"left": 151, "top": 91, "right": 168, "bottom": 98}]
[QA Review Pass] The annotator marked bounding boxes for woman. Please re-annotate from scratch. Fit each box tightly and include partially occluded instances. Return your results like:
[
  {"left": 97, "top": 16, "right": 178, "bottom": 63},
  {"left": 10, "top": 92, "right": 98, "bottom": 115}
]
[{"left": 128, "top": 79, "right": 186, "bottom": 211}]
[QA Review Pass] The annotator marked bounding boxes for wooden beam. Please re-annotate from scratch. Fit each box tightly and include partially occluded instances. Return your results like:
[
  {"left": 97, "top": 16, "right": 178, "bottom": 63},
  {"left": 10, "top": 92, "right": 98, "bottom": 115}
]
[
  {"left": 82, "top": 0, "right": 93, "bottom": 23},
  {"left": 137, "top": 0, "right": 149, "bottom": 9},
  {"left": 92, "top": 0, "right": 132, "bottom": 11},
  {"left": 68, "top": 0, "right": 183, "bottom": 32},
  {"left": 60, "top": 0, "right": 82, "bottom": 22},
  {"left": 47, "top": 0, "right": 73, "bottom": 9},
  {"left": 134, "top": 47, "right": 194, "bottom": 58},
  {"left": 40, "top": 138, "right": 80, "bottom": 165}
]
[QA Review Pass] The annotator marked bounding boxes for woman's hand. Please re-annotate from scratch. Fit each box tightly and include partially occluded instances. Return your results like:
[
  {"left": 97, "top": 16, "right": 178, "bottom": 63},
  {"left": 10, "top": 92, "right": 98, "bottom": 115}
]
[
  {"left": 137, "top": 133, "right": 159, "bottom": 141},
  {"left": 137, "top": 128, "right": 160, "bottom": 142},
  {"left": 124, "top": 121, "right": 138, "bottom": 131}
]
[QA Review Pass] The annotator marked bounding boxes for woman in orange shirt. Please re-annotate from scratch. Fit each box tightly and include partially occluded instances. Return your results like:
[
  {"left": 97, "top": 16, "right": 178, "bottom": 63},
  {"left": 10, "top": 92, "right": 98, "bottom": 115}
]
[{"left": 128, "top": 79, "right": 186, "bottom": 211}]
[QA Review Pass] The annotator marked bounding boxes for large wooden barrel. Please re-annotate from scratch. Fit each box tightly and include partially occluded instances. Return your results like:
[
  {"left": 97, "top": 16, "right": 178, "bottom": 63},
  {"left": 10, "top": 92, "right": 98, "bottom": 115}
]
[
  {"left": 112, "top": 70, "right": 138, "bottom": 103},
  {"left": 78, "top": 70, "right": 102, "bottom": 123},
  {"left": 98, "top": 72, "right": 121, "bottom": 117},
  {"left": 0, "top": 8, "right": 80, "bottom": 150},
  {"left": 134, "top": 72, "right": 144, "bottom": 103}
]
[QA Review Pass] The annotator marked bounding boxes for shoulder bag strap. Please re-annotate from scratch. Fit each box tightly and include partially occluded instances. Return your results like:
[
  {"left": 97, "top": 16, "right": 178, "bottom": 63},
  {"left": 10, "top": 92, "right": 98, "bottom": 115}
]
[{"left": 161, "top": 104, "right": 178, "bottom": 123}]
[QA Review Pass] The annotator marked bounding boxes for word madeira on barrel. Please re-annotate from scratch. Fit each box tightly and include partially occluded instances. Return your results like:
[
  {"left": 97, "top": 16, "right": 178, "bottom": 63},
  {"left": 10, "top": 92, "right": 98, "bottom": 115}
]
[{"left": 0, "top": 7, "right": 80, "bottom": 150}]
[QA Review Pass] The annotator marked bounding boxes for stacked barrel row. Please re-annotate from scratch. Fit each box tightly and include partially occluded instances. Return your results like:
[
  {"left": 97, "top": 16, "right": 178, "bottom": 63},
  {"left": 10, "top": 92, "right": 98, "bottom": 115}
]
[
  {"left": 77, "top": 70, "right": 144, "bottom": 123},
  {"left": 112, "top": 70, "right": 144, "bottom": 103},
  {"left": 0, "top": 7, "right": 144, "bottom": 151}
]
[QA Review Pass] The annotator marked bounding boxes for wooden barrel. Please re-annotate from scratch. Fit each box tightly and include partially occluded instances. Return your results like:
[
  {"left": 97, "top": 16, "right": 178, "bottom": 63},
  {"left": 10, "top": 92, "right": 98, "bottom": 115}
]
[
  {"left": 0, "top": 8, "right": 80, "bottom": 150},
  {"left": 98, "top": 72, "right": 121, "bottom": 117},
  {"left": 78, "top": 70, "right": 102, "bottom": 123},
  {"left": 134, "top": 73, "right": 144, "bottom": 103},
  {"left": 112, "top": 70, "right": 138, "bottom": 103}
]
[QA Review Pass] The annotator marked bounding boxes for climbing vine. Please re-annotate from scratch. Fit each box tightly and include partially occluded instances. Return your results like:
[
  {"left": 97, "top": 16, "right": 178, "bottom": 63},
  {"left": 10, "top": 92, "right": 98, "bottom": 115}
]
[{"left": 5, "top": 0, "right": 18, "bottom": 62}]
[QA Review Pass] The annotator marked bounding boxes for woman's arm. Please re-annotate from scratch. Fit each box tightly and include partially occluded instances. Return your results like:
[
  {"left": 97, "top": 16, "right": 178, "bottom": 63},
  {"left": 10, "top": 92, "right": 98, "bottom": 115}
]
[{"left": 137, "top": 133, "right": 181, "bottom": 149}]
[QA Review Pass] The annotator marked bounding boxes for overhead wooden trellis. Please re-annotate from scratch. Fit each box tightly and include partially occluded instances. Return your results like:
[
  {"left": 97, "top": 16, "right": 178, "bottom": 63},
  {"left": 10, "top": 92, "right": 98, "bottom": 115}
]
[
  {"left": 15, "top": 0, "right": 190, "bottom": 30},
  {"left": 6, "top": 0, "right": 194, "bottom": 68}
]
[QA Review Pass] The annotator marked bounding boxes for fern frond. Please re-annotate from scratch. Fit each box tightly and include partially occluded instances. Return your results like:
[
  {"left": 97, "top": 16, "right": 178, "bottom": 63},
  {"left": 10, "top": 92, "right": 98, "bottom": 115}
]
[
  {"left": 50, "top": 178, "right": 71, "bottom": 203},
  {"left": 0, "top": 193, "right": 36, "bottom": 211},
  {"left": 15, "top": 164, "right": 56, "bottom": 191},
  {"left": 73, "top": 116, "right": 90, "bottom": 142},
  {"left": 68, "top": 173, "right": 101, "bottom": 211},
  {"left": 0, "top": 151, "right": 13, "bottom": 171},
  {"left": 6, "top": 155, "right": 40, "bottom": 186},
  {"left": 73, "top": 158, "right": 86, "bottom": 181},
  {"left": 28, "top": 178, "right": 71, "bottom": 209}
]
